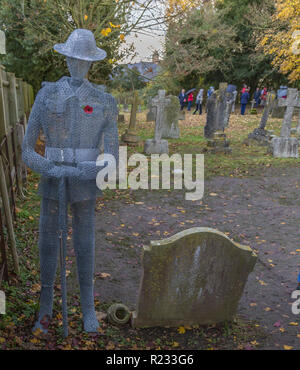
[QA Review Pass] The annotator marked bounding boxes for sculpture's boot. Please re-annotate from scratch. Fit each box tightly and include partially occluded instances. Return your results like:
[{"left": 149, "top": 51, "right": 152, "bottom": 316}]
[
  {"left": 33, "top": 285, "right": 53, "bottom": 333},
  {"left": 72, "top": 199, "right": 99, "bottom": 332},
  {"left": 33, "top": 198, "right": 59, "bottom": 334}
]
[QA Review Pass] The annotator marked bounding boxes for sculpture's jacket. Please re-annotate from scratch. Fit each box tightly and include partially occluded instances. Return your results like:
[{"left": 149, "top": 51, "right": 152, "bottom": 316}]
[{"left": 22, "top": 76, "right": 119, "bottom": 203}]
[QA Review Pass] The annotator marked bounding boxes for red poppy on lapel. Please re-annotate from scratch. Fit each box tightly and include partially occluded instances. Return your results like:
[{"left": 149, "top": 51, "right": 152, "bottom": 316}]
[{"left": 82, "top": 105, "right": 93, "bottom": 114}]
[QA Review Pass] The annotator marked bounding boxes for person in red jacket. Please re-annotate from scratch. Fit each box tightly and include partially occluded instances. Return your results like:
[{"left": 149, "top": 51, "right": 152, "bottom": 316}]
[{"left": 187, "top": 92, "right": 194, "bottom": 111}]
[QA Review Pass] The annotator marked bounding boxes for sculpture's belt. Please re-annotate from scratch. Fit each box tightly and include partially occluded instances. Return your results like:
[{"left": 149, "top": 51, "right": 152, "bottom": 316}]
[{"left": 45, "top": 147, "right": 100, "bottom": 163}]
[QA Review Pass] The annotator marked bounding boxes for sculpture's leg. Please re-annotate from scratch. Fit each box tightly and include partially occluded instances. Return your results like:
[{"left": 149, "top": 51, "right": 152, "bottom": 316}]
[
  {"left": 33, "top": 198, "right": 59, "bottom": 333},
  {"left": 71, "top": 198, "right": 98, "bottom": 332}
]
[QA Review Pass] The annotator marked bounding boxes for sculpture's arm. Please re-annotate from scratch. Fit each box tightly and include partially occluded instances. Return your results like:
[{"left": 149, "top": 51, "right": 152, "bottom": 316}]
[
  {"left": 22, "top": 90, "right": 81, "bottom": 179},
  {"left": 78, "top": 95, "right": 119, "bottom": 180}
]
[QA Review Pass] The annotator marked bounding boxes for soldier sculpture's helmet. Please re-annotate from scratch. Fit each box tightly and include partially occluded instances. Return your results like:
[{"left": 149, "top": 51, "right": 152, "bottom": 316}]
[{"left": 54, "top": 29, "right": 106, "bottom": 61}]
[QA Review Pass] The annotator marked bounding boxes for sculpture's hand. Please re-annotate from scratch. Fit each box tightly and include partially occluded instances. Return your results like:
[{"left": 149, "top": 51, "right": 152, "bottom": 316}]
[
  {"left": 77, "top": 161, "right": 103, "bottom": 180},
  {"left": 46, "top": 165, "right": 82, "bottom": 179}
]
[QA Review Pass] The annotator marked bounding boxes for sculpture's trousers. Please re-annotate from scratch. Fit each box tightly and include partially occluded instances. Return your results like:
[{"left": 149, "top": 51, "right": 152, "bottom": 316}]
[{"left": 36, "top": 196, "right": 97, "bottom": 331}]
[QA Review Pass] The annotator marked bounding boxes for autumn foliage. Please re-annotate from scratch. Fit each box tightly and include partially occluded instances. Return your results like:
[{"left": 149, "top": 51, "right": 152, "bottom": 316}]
[{"left": 260, "top": 0, "right": 300, "bottom": 83}]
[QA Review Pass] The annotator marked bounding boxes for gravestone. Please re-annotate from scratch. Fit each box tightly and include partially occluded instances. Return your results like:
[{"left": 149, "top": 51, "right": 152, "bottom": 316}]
[
  {"left": 272, "top": 86, "right": 288, "bottom": 118},
  {"left": 147, "top": 104, "right": 156, "bottom": 122},
  {"left": 161, "top": 95, "right": 180, "bottom": 139},
  {"left": 123, "top": 103, "right": 129, "bottom": 112},
  {"left": 132, "top": 227, "right": 257, "bottom": 328},
  {"left": 121, "top": 91, "right": 140, "bottom": 145},
  {"left": 246, "top": 92, "right": 276, "bottom": 146},
  {"left": 179, "top": 110, "right": 185, "bottom": 121},
  {"left": 231, "top": 90, "right": 237, "bottom": 113},
  {"left": 144, "top": 90, "right": 169, "bottom": 154},
  {"left": 271, "top": 99, "right": 286, "bottom": 119},
  {"left": 204, "top": 83, "right": 233, "bottom": 153},
  {"left": 270, "top": 88, "right": 300, "bottom": 158},
  {"left": 118, "top": 114, "right": 125, "bottom": 123}
]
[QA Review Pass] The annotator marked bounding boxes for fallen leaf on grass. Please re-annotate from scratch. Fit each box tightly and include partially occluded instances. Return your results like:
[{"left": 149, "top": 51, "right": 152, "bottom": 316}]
[
  {"left": 178, "top": 326, "right": 186, "bottom": 334},
  {"left": 96, "top": 272, "right": 111, "bottom": 279},
  {"left": 96, "top": 311, "right": 107, "bottom": 321}
]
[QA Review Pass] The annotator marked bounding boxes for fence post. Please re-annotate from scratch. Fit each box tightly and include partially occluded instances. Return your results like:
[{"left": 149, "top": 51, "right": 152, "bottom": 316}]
[
  {"left": 0, "top": 208, "right": 8, "bottom": 283},
  {"left": 0, "top": 155, "right": 19, "bottom": 274},
  {"left": 7, "top": 72, "right": 23, "bottom": 194},
  {"left": 0, "top": 66, "right": 8, "bottom": 140}
]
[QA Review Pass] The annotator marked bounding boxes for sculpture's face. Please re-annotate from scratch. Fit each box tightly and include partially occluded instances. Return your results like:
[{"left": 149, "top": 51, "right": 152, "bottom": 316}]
[{"left": 66, "top": 57, "right": 92, "bottom": 79}]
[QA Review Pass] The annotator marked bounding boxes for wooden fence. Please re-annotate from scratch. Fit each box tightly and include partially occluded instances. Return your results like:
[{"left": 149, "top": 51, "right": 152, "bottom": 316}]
[{"left": 0, "top": 63, "right": 34, "bottom": 284}]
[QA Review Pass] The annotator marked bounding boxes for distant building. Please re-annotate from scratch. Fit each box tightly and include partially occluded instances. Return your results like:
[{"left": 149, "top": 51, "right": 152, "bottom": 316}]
[{"left": 112, "top": 51, "right": 161, "bottom": 83}]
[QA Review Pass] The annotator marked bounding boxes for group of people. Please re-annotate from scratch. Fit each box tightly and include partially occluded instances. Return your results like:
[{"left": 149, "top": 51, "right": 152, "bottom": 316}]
[
  {"left": 240, "top": 85, "right": 268, "bottom": 115},
  {"left": 178, "top": 87, "right": 215, "bottom": 115},
  {"left": 179, "top": 84, "right": 269, "bottom": 116}
]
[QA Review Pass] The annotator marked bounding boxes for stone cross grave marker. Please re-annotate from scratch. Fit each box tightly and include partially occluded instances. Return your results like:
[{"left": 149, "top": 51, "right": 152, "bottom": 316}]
[
  {"left": 132, "top": 227, "right": 257, "bottom": 328},
  {"left": 271, "top": 88, "right": 300, "bottom": 158},
  {"left": 144, "top": 90, "right": 170, "bottom": 154}
]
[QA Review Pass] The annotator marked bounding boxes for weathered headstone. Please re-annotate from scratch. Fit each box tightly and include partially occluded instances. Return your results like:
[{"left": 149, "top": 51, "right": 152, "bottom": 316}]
[
  {"left": 179, "top": 110, "right": 185, "bottom": 121},
  {"left": 272, "top": 86, "right": 288, "bottom": 118},
  {"left": 231, "top": 90, "right": 237, "bottom": 113},
  {"left": 121, "top": 91, "right": 140, "bottom": 145},
  {"left": 246, "top": 92, "right": 276, "bottom": 146},
  {"left": 118, "top": 114, "right": 125, "bottom": 123},
  {"left": 161, "top": 95, "right": 181, "bottom": 139},
  {"left": 144, "top": 90, "right": 170, "bottom": 154},
  {"left": 146, "top": 104, "right": 156, "bottom": 122},
  {"left": 271, "top": 99, "right": 286, "bottom": 119},
  {"left": 270, "top": 88, "right": 300, "bottom": 158},
  {"left": 132, "top": 227, "right": 257, "bottom": 328},
  {"left": 204, "top": 83, "right": 233, "bottom": 154},
  {"left": 123, "top": 102, "right": 129, "bottom": 112}
]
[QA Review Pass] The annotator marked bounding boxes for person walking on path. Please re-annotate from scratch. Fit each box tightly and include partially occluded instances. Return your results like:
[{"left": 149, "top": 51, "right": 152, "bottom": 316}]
[
  {"left": 206, "top": 86, "right": 214, "bottom": 112},
  {"left": 261, "top": 87, "right": 268, "bottom": 106},
  {"left": 253, "top": 87, "right": 261, "bottom": 108},
  {"left": 187, "top": 91, "right": 194, "bottom": 111},
  {"left": 241, "top": 89, "right": 250, "bottom": 115},
  {"left": 178, "top": 89, "right": 186, "bottom": 111},
  {"left": 193, "top": 88, "right": 204, "bottom": 115}
]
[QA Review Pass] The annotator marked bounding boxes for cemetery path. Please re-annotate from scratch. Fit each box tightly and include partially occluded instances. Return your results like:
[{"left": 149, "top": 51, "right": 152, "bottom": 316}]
[{"left": 70, "top": 166, "right": 300, "bottom": 350}]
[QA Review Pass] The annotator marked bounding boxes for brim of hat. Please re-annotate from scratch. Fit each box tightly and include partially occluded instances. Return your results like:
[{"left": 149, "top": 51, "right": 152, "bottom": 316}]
[{"left": 53, "top": 43, "right": 107, "bottom": 61}]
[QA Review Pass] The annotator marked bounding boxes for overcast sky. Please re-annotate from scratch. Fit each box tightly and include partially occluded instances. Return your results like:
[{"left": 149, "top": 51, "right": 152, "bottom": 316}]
[{"left": 122, "top": 33, "right": 165, "bottom": 63}]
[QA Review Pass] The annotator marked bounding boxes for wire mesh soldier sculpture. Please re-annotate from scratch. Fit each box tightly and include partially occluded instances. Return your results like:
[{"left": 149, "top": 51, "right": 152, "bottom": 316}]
[{"left": 22, "top": 29, "right": 119, "bottom": 334}]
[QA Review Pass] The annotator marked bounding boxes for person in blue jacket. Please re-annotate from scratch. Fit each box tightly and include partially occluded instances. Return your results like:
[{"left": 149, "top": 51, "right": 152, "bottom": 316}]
[
  {"left": 178, "top": 89, "right": 186, "bottom": 111},
  {"left": 253, "top": 87, "right": 261, "bottom": 108},
  {"left": 241, "top": 88, "right": 250, "bottom": 115}
]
